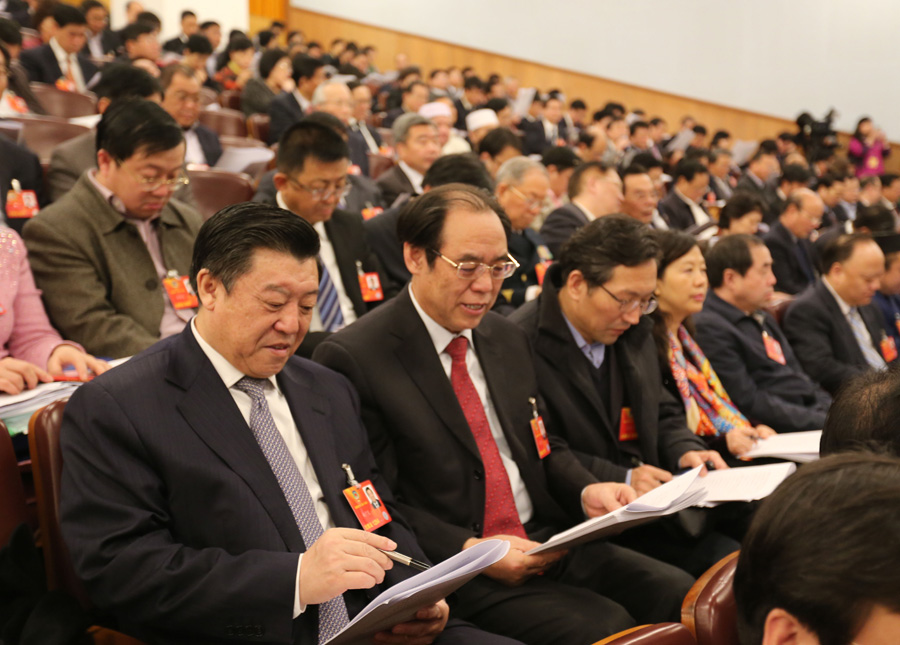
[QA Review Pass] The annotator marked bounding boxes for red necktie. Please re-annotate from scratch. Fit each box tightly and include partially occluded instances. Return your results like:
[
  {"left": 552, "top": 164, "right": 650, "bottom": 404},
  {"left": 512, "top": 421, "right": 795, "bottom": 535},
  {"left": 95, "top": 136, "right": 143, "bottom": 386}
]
[{"left": 445, "top": 336, "right": 528, "bottom": 539}]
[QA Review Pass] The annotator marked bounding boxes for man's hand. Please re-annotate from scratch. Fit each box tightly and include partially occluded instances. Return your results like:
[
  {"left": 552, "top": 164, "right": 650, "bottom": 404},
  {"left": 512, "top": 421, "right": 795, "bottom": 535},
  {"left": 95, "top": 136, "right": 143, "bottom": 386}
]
[
  {"left": 630, "top": 465, "right": 673, "bottom": 495},
  {"left": 679, "top": 450, "right": 729, "bottom": 473},
  {"left": 298, "top": 528, "right": 396, "bottom": 606},
  {"left": 755, "top": 424, "right": 777, "bottom": 439},
  {"left": 582, "top": 482, "right": 637, "bottom": 517},
  {"left": 47, "top": 345, "right": 110, "bottom": 380},
  {"left": 373, "top": 599, "right": 449, "bottom": 644},
  {"left": 0, "top": 357, "right": 51, "bottom": 394},
  {"left": 463, "top": 535, "right": 564, "bottom": 586},
  {"left": 724, "top": 425, "right": 761, "bottom": 457}
]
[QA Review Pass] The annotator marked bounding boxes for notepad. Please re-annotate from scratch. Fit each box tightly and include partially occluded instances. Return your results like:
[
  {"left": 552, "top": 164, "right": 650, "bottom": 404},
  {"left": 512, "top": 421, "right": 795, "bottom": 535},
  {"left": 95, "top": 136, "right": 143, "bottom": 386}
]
[
  {"left": 694, "top": 462, "right": 797, "bottom": 507},
  {"left": 742, "top": 430, "right": 822, "bottom": 463}
]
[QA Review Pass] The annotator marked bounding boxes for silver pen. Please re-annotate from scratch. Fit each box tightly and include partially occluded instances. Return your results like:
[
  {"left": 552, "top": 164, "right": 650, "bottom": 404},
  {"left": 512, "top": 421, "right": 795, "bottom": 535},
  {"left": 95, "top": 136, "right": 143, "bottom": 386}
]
[{"left": 378, "top": 549, "right": 431, "bottom": 572}]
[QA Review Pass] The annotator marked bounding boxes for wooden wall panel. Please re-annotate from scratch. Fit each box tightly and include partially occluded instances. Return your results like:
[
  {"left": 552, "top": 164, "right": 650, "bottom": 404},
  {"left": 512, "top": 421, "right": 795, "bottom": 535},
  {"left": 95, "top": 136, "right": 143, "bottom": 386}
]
[{"left": 285, "top": 7, "right": 900, "bottom": 172}]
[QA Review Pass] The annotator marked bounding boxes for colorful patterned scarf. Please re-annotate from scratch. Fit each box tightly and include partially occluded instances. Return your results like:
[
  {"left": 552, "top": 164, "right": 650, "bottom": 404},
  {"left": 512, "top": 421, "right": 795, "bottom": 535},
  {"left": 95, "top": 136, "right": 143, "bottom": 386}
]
[{"left": 667, "top": 325, "right": 750, "bottom": 437}]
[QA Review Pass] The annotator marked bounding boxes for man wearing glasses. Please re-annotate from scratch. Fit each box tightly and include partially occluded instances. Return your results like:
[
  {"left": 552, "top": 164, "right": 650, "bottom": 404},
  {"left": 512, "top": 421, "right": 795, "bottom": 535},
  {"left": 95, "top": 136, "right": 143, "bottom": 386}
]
[
  {"left": 314, "top": 185, "right": 695, "bottom": 645},
  {"left": 272, "top": 120, "right": 394, "bottom": 356},
  {"left": 23, "top": 99, "right": 200, "bottom": 359},
  {"left": 510, "top": 216, "right": 733, "bottom": 577}
]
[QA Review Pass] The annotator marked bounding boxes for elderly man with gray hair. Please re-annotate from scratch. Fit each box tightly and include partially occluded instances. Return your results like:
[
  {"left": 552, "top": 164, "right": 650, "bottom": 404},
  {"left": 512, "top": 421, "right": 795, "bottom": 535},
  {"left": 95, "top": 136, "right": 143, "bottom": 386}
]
[
  {"left": 311, "top": 79, "right": 372, "bottom": 175},
  {"left": 376, "top": 113, "right": 440, "bottom": 207},
  {"left": 494, "top": 156, "right": 554, "bottom": 312}
]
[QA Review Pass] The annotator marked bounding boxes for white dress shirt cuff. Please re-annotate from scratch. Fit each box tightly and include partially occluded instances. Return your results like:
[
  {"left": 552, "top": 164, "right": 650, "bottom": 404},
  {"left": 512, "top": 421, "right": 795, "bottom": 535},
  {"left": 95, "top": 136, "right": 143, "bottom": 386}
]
[{"left": 293, "top": 554, "right": 306, "bottom": 618}]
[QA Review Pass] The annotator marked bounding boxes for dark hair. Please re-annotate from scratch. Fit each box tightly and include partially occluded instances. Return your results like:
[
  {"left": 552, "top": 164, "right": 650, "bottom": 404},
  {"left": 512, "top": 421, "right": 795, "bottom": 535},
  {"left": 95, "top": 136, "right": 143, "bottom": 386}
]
[
  {"left": 80, "top": 0, "right": 104, "bottom": 14},
  {"left": 570, "top": 99, "right": 586, "bottom": 110},
  {"left": 259, "top": 48, "right": 287, "bottom": 80},
  {"left": 735, "top": 452, "right": 900, "bottom": 645},
  {"left": 190, "top": 202, "right": 320, "bottom": 292},
  {"left": 820, "top": 232, "right": 875, "bottom": 275},
  {"left": 816, "top": 173, "right": 838, "bottom": 190},
  {"left": 485, "top": 98, "right": 509, "bottom": 114},
  {"left": 120, "top": 21, "right": 154, "bottom": 45},
  {"left": 96, "top": 99, "right": 183, "bottom": 160},
  {"left": 291, "top": 53, "right": 324, "bottom": 85},
  {"left": 779, "top": 163, "right": 811, "bottom": 186},
  {"left": 422, "top": 154, "right": 493, "bottom": 192},
  {"left": 184, "top": 34, "right": 212, "bottom": 55},
  {"left": 673, "top": 158, "right": 709, "bottom": 183},
  {"left": 478, "top": 127, "right": 524, "bottom": 158},
  {"left": 649, "top": 230, "right": 701, "bottom": 359},
  {"left": 91, "top": 63, "right": 161, "bottom": 101},
  {"left": 302, "top": 111, "right": 348, "bottom": 137},
  {"left": 227, "top": 36, "right": 254, "bottom": 54},
  {"left": 567, "top": 160, "right": 609, "bottom": 200},
  {"left": 428, "top": 68, "right": 446, "bottom": 80},
  {"left": 200, "top": 20, "right": 219, "bottom": 30},
  {"left": 257, "top": 30, "right": 275, "bottom": 48},
  {"left": 649, "top": 117, "right": 666, "bottom": 127},
  {"left": 135, "top": 10, "right": 160, "bottom": 30},
  {"left": 684, "top": 146, "right": 710, "bottom": 163},
  {"left": 558, "top": 215, "right": 659, "bottom": 287},
  {"left": 463, "top": 76, "right": 484, "bottom": 91},
  {"left": 396, "top": 183, "right": 509, "bottom": 268},
  {"left": 821, "top": 366, "right": 900, "bottom": 457},
  {"left": 276, "top": 120, "right": 348, "bottom": 175},
  {"left": 855, "top": 203, "right": 895, "bottom": 233},
  {"left": 711, "top": 130, "right": 731, "bottom": 146},
  {"left": 852, "top": 116, "right": 872, "bottom": 141},
  {"left": 690, "top": 125, "right": 706, "bottom": 136},
  {"left": 159, "top": 64, "right": 195, "bottom": 92},
  {"left": 53, "top": 3, "right": 87, "bottom": 27},
  {"left": 619, "top": 163, "right": 649, "bottom": 183},
  {"left": 541, "top": 146, "right": 580, "bottom": 174},
  {"left": 881, "top": 172, "right": 900, "bottom": 187},
  {"left": 719, "top": 192, "right": 765, "bottom": 230},
  {"left": 0, "top": 18, "right": 22, "bottom": 47},
  {"left": 632, "top": 152, "right": 664, "bottom": 171},
  {"left": 402, "top": 80, "right": 426, "bottom": 96},
  {"left": 0, "top": 41, "right": 8, "bottom": 67},
  {"left": 397, "top": 66, "right": 420, "bottom": 83},
  {"left": 181, "top": 10, "right": 196, "bottom": 20},
  {"left": 708, "top": 147, "right": 733, "bottom": 165},
  {"left": 705, "top": 234, "right": 765, "bottom": 288},
  {"left": 629, "top": 120, "right": 649, "bottom": 136}
]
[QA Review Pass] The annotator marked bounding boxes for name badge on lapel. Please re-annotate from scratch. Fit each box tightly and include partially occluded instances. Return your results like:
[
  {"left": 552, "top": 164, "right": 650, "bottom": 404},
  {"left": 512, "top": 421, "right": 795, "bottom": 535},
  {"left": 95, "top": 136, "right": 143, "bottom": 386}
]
[
  {"left": 762, "top": 331, "right": 786, "bottom": 365},
  {"left": 341, "top": 464, "right": 391, "bottom": 531},
  {"left": 528, "top": 397, "right": 551, "bottom": 459},
  {"left": 162, "top": 270, "right": 199, "bottom": 310},
  {"left": 881, "top": 332, "right": 898, "bottom": 363},
  {"left": 619, "top": 407, "right": 638, "bottom": 442},
  {"left": 356, "top": 261, "right": 384, "bottom": 302}
]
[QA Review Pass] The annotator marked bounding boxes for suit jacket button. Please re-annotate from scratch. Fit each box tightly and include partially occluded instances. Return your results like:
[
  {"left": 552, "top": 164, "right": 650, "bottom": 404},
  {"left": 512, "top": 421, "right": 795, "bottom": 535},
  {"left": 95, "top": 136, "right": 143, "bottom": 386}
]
[
  {"left": 473, "top": 469, "right": 483, "bottom": 480},
  {"left": 145, "top": 278, "right": 157, "bottom": 290},
  {"left": 472, "top": 522, "right": 482, "bottom": 533}
]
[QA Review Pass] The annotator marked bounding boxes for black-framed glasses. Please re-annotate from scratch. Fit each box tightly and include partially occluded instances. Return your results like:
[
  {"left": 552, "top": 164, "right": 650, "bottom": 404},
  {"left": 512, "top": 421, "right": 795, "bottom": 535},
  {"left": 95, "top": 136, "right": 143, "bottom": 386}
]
[
  {"left": 287, "top": 176, "right": 351, "bottom": 202},
  {"left": 432, "top": 250, "right": 520, "bottom": 280},
  {"left": 597, "top": 283, "right": 658, "bottom": 314}
]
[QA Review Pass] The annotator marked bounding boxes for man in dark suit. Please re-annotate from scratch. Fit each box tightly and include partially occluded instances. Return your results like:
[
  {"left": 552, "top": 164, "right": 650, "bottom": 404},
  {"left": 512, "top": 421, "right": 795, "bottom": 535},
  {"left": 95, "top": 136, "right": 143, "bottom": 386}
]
[
  {"left": 81, "top": 0, "right": 119, "bottom": 59},
  {"left": 0, "top": 136, "right": 45, "bottom": 235},
  {"left": 272, "top": 120, "right": 395, "bottom": 357},
  {"left": 268, "top": 54, "right": 326, "bottom": 145},
  {"left": 695, "top": 235, "right": 831, "bottom": 432},
  {"left": 783, "top": 233, "right": 893, "bottom": 395},
  {"left": 540, "top": 161, "right": 623, "bottom": 257},
  {"left": 509, "top": 217, "right": 733, "bottom": 575},
  {"left": 382, "top": 80, "right": 429, "bottom": 129},
  {"left": 763, "top": 164, "right": 811, "bottom": 223},
  {"left": 376, "top": 113, "right": 440, "bottom": 207},
  {"left": 763, "top": 189, "right": 823, "bottom": 295},
  {"left": 707, "top": 148, "right": 735, "bottom": 202},
  {"left": 59, "top": 202, "right": 514, "bottom": 645},
  {"left": 735, "top": 149, "right": 779, "bottom": 222},
  {"left": 657, "top": 159, "right": 711, "bottom": 231},
  {"left": 19, "top": 4, "right": 98, "bottom": 90},
  {"left": 817, "top": 173, "right": 848, "bottom": 227},
  {"left": 310, "top": 80, "right": 373, "bottom": 176},
  {"left": 161, "top": 9, "right": 197, "bottom": 54},
  {"left": 520, "top": 95, "right": 569, "bottom": 156},
  {"left": 365, "top": 153, "right": 494, "bottom": 289},
  {"left": 160, "top": 65, "right": 222, "bottom": 166},
  {"left": 314, "top": 185, "right": 695, "bottom": 645}
]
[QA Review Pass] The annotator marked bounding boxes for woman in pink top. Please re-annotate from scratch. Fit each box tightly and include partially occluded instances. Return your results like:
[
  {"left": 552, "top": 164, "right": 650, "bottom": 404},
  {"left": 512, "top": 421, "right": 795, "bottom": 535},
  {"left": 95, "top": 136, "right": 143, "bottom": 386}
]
[
  {"left": 848, "top": 117, "right": 891, "bottom": 178},
  {"left": 0, "top": 228, "right": 108, "bottom": 394}
]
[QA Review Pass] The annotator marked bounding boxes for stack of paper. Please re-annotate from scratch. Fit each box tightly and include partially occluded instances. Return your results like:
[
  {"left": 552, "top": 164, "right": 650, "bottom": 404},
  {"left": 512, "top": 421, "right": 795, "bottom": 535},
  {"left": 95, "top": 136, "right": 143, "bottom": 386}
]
[
  {"left": 742, "top": 431, "right": 822, "bottom": 463},
  {"left": 693, "top": 462, "right": 796, "bottom": 507},
  {"left": 527, "top": 466, "right": 708, "bottom": 555},
  {"left": 0, "top": 381, "right": 81, "bottom": 435},
  {"left": 324, "top": 539, "right": 510, "bottom": 645}
]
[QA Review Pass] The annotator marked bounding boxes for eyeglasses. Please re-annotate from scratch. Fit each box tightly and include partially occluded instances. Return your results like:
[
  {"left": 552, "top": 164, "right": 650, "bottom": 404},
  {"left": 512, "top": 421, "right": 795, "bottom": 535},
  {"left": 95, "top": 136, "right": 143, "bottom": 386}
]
[
  {"left": 287, "top": 176, "right": 350, "bottom": 202},
  {"left": 118, "top": 163, "right": 190, "bottom": 192},
  {"left": 432, "top": 250, "right": 520, "bottom": 280},
  {"left": 508, "top": 185, "right": 546, "bottom": 211},
  {"left": 597, "top": 283, "right": 658, "bottom": 315}
]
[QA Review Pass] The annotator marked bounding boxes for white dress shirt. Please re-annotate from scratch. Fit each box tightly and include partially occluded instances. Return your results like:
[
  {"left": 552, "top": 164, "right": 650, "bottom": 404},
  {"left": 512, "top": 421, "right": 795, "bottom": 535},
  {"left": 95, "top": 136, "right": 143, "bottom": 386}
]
[
  {"left": 674, "top": 188, "right": 712, "bottom": 228},
  {"left": 822, "top": 276, "right": 886, "bottom": 367},
  {"left": 86, "top": 31, "right": 106, "bottom": 59},
  {"left": 409, "top": 286, "right": 534, "bottom": 524},
  {"left": 572, "top": 199, "right": 599, "bottom": 222},
  {"left": 292, "top": 89, "right": 311, "bottom": 114},
  {"left": 277, "top": 192, "right": 358, "bottom": 331},
  {"left": 49, "top": 37, "right": 86, "bottom": 91},
  {"left": 183, "top": 127, "right": 207, "bottom": 165},
  {"left": 191, "top": 318, "right": 333, "bottom": 617},
  {"left": 397, "top": 161, "right": 424, "bottom": 195}
]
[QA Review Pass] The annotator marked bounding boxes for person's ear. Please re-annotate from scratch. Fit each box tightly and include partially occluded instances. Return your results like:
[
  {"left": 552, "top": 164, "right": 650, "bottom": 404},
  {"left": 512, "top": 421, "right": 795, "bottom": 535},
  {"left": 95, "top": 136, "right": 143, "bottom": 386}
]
[
  {"left": 195, "top": 269, "right": 222, "bottom": 309},
  {"left": 762, "top": 608, "right": 820, "bottom": 645},
  {"left": 404, "top": 243, "right": 428, "bottom": 275},
  {"left": 565, "top": 270, "right": 587, "bottom": 300}
]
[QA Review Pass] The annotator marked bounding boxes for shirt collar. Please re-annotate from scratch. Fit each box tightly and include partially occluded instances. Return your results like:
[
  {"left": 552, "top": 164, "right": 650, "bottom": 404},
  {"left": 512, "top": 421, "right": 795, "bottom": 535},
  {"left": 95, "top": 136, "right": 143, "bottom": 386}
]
[
  {"left": 276, "top": 191, "right": 327, "bottom": 240},
  {"left": 409, "top": 285, "right": 474, "bottom": 356},
  {"left": 674, "top": 188, "right": 698, "bottom": 207},
  {"left": 191, "top": 317, "right": 280, "bottom": 391},
  {"left": 398, "top": 161, "right": 424, "bottom": 194},
  {"left": 571, "top": 199, "right": 597, "bottom": 222},
  {"left": 87, "top": 169, "right": 161, "bottom": 222},
  {"left": 822, "top": 277, "right": 853, "bottom": 316},
  {"left": 561, "top": 311, "right": 606, "bottom": 369},
  {"left": 49, "top": 37, "right": 71, "bottom": 68}
]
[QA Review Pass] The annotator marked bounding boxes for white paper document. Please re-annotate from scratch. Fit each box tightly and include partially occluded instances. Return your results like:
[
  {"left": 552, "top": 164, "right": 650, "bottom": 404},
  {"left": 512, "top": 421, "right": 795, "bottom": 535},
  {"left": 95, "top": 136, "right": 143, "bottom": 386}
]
[
  {"left": 694, "top": 462, "right": 796, "bottom": 507},
  {"left": 742, "top": 430, "right": 822, "bottom": 463},
  {"left": 324, "top": 539, "right": 510, "bottom": 645},
  {"left": 214, "top": 146, "right": 275, "bottom": 175},
  {"left": 527, "top": 467, "right": 707, "bottom": 555}
]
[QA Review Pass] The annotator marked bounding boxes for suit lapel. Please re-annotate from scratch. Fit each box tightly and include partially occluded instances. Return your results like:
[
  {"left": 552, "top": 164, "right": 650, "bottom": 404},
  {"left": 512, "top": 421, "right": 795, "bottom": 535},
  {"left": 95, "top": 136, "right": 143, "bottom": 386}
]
[
  {"left": 818, "top": 282, "right": 866, "bottom": 363},
  {"left": 324, "top": 214, "right": 366, "bottom": 317},
  {"left": 392, "top": 291, "right": 482, "bottom": 460},
  {"left": 170, "top": 329, "right": 306, "bottom": 552}
]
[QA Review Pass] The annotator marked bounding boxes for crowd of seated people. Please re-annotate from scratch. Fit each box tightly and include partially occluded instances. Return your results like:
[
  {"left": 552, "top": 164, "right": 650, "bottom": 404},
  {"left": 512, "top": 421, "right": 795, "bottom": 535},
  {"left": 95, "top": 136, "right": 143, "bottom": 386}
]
[{"left": 4, "top": 7, "right": 900, "bottom": 644}]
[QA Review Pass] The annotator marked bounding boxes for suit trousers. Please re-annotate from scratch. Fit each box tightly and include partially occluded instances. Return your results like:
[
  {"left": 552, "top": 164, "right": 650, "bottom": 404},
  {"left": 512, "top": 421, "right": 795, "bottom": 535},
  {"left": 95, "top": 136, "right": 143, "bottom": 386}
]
[{"left": 451, "top": 541, "right": 694, "bottom": 645}]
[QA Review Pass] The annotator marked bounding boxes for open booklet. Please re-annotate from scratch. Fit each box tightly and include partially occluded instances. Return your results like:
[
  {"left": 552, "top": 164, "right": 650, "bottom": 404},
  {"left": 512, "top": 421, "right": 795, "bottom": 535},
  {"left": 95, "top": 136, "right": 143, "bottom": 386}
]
[
  {"left": 528, "top": 462, "right": 797, "bottom": 555},
  {"left": 741, "top": 430, "right": 822, "bottom": 463},
  {"left": 324, "top": 539, "right": 510, "bottom": 645}
]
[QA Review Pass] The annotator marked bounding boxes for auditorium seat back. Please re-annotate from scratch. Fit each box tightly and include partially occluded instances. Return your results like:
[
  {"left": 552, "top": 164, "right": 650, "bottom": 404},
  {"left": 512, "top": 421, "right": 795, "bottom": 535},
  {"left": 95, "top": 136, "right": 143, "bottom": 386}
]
[
  {"left": 0, "top": 420, "right": 29, "bottom": 547},
  {"left": 29, "top": 83, "right": 98, "bottom": 118},
  {"left": 187, "top": 169, "right": 255, "bottom": 220},
  {"left": 594, "top": 623, "right": 697, "bottom": 644},
  {"left": 198, "top": 107, "right": 248, "bottom": 137},
  {"left": 681, "top": 551, "right": 740, "bottom": 645}
]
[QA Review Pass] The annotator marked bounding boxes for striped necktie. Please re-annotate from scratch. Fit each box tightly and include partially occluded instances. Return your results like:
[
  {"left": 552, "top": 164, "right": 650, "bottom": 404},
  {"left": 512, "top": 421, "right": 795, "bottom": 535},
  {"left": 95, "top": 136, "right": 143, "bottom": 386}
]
[
  {"left": 848, "top": 308, "right": 886, "bottom": 370},
  {"left": 318, "top": 259, "right": 345, "bottom": 332}
]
